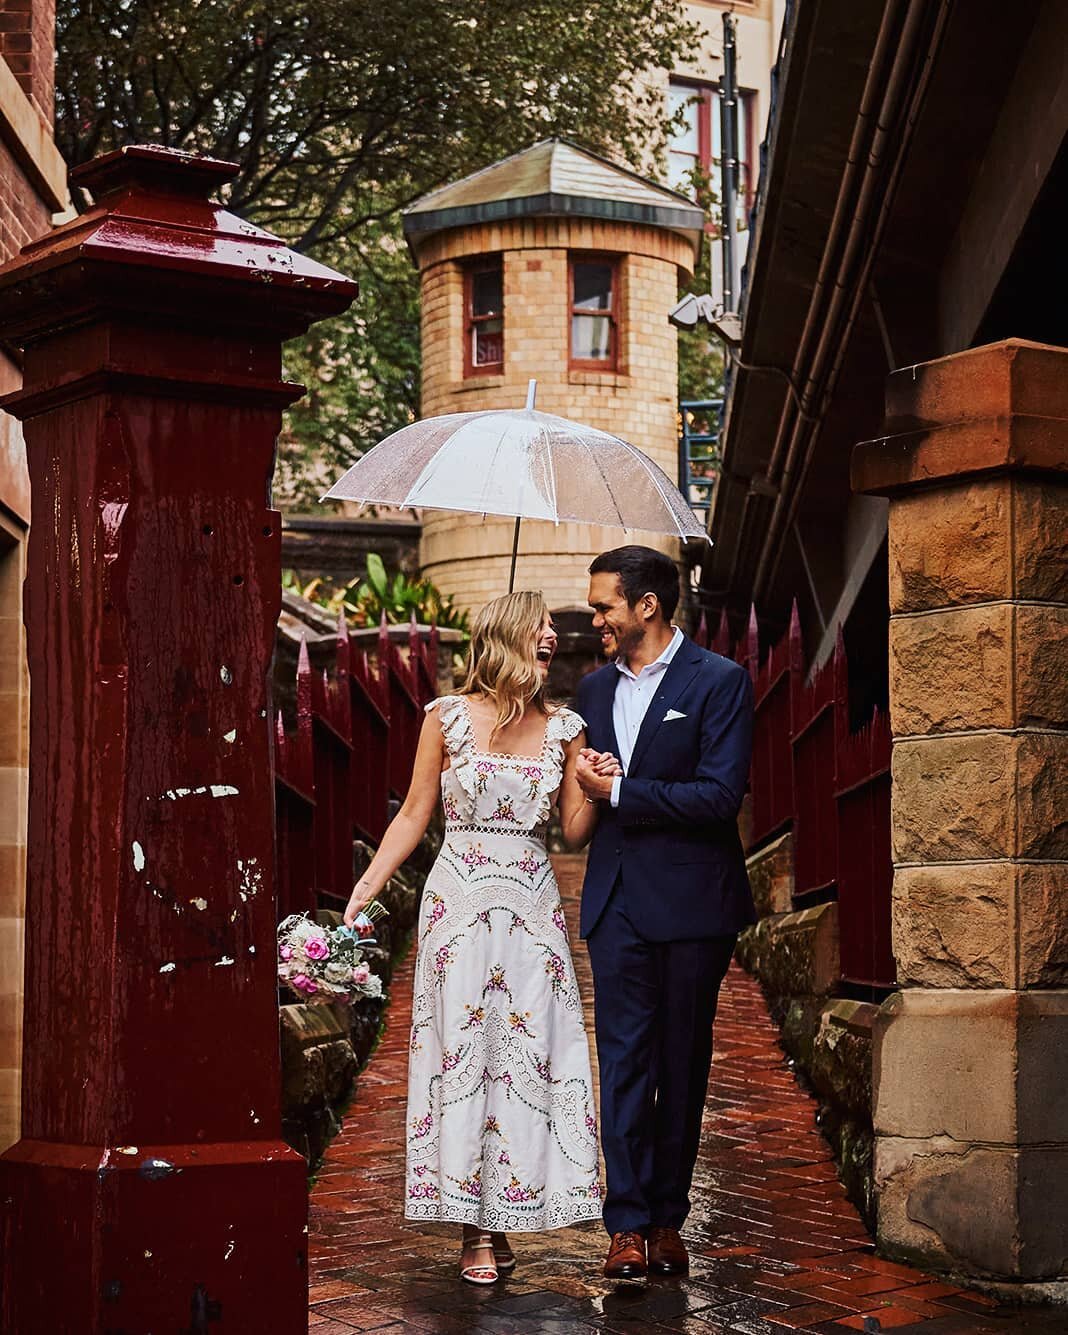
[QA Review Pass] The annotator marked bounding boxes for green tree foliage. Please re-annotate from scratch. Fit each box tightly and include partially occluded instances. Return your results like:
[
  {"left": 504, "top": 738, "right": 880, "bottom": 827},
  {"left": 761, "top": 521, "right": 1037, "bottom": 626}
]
[
  {"left": 57, "top": 1, "right": 699, "bottom": 504},
  {"left": 675, "top": 168, "right": 725, "bottom": 407}
]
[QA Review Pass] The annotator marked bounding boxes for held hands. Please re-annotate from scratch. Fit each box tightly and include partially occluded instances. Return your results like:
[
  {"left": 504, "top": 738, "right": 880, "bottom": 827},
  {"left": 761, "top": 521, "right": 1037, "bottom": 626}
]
[{"left": 576, "top": 747, "right": 622, "bottom": 803}]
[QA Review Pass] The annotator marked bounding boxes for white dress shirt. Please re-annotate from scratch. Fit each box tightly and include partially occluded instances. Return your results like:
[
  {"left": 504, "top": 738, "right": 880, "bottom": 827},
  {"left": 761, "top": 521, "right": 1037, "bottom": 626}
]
[{"left": 609, "top": 625, "right": 685, "bottom": 807}]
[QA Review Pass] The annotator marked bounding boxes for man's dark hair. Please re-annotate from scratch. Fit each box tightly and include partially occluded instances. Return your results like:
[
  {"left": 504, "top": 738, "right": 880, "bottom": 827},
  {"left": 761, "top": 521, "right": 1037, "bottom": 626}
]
[{"left": 589, "top": 545, "right": 680, "bottom": 621}]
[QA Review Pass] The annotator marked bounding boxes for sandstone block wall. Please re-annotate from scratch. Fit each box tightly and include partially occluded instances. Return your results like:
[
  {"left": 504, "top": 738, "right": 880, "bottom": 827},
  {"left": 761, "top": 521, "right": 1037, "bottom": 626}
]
[
  {"left": 853, "top": 339, "right": 1068, "bottom": 1281},
  {"left": 0, "top": 6, "right": 66, "bottom": 1152},
  {"left": 414, "top": 219, "right": 695, "bottom": 614}
]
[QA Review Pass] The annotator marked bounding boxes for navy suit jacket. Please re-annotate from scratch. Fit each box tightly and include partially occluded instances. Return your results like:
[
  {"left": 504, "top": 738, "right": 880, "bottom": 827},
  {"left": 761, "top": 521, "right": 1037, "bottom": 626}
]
[{"left": 575, "top": 634, "right": 756, "bottom": 942}]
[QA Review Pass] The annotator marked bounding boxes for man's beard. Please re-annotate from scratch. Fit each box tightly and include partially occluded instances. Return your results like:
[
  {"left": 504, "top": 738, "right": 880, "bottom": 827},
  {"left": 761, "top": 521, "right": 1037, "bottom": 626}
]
[{"left": 607, "top": 622, "right": 644, "bottom": 660}]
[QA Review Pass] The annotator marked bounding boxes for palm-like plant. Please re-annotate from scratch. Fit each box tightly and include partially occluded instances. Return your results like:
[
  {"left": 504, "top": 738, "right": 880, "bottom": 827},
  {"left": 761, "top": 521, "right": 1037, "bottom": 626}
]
[{"left": 283, "top": 554, "right": 470, "bottom": 640}]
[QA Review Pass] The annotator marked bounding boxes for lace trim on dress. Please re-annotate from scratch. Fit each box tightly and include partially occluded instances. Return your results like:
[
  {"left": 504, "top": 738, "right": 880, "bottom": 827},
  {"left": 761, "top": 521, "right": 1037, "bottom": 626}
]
[
  {"left": 444, "top": 822, "right": 549, "bottom": 839},
  {"left": 404, "top": 1193, "right": 602, "bottom": 1233},
  {"left": 425, "top": 698, "right": 586, "bottom": 823},
  {"left": 545, "top": 708, "right": 585, "bottom": 748}
]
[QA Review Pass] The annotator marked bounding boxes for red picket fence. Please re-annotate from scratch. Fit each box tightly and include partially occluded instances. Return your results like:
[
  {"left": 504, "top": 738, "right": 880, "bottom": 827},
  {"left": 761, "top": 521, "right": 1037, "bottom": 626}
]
[
  {"left": 704, "top": 602, "right": 894, "bottom": 993},
  {"left": 274, "top": 614, "right": 439, "bottom": 918}
]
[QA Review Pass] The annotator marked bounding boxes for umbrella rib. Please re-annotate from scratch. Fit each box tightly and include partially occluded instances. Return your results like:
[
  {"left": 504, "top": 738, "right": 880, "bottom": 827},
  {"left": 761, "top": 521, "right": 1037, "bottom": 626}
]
[
  {"left": 575, "top": 428, "right": 632, "bottom": 532},
  {"left": 542, "top": 423, "right": 559, "bottom": 523},
  {"left": 608, "top": 431, "right": 705, "bottom": 541},
  {"left": 400, "top": 411, "right": 504, "bottom": 509},
  {"left": 481, "top": 418, "right": 523, "bottom": 516}
]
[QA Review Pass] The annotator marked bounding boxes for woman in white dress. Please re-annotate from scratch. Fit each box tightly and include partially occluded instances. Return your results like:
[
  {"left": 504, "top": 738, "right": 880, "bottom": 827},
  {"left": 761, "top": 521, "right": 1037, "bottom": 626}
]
[{"left": 344, "top": 591, "right": 617, "bottom": 1284}]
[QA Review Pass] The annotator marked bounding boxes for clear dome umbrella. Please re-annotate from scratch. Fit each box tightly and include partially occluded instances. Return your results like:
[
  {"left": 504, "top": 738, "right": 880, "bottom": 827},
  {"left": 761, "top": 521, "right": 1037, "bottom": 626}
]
[{"left": 322, "top": 380, "right": 709, "bottom": 592}]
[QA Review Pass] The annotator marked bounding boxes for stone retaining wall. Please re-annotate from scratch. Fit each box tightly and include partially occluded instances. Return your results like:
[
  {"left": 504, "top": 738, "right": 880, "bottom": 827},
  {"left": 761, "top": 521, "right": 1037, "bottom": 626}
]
[{"left": 736, "top": 831, "right": 879, "bottom": 1226}]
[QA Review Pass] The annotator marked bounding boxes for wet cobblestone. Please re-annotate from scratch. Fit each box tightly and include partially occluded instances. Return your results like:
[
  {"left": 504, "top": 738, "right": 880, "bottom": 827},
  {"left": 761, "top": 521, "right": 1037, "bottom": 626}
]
[{"left": 310, "top": 856, "right": 1064, "bottom": 1333}]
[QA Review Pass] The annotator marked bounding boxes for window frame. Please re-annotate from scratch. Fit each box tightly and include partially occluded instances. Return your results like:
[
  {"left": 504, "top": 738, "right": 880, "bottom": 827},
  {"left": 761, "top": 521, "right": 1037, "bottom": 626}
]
[
  {"left": 667, "top": 78, "right": 757, "bottom": 219},
  {"left": 463, "top": 257, "right": 504, "bottom": 377},
  {"left": 568, "top": 253, "right": 621, "bottom": 373}
]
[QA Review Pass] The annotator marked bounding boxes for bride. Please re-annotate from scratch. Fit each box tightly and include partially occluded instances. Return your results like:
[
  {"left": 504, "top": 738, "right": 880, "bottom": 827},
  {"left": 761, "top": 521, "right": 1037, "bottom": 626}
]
[{"left": 344, "top": 590, "right": 617, "bottom": 1284}]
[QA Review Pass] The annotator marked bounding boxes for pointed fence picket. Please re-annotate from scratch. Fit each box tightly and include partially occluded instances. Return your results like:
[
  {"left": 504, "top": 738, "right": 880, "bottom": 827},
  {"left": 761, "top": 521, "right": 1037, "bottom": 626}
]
[
  {"left": 703, "top": 602, "right": 895, "bottom": 993},
  {"left": 273, "top": 615, "right": 440, "bottom": 918}
]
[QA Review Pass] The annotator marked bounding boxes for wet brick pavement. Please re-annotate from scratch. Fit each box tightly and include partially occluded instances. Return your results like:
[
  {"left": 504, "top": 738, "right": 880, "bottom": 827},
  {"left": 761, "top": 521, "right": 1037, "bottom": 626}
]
[{"left": 309, "top": 856, "right": 1065, "bottom": 1334}]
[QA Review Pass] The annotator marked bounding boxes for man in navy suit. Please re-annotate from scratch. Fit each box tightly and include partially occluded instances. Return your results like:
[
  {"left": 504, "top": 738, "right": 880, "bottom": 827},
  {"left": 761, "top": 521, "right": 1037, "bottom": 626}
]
[{"left": 574, "top": 545, "right": 755, "bottom": 1281}]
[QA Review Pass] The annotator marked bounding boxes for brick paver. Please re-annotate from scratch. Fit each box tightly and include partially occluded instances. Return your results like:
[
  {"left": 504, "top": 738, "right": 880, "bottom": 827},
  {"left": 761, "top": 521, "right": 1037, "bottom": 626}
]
[{"left": 309, "top": 856, "right": 1061, "bottom": 1333}]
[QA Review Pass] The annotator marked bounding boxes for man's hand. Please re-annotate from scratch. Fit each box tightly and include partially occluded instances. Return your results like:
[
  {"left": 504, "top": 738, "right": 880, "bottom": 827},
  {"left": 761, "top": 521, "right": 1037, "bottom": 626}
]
[
  {"left": 576, "top": 748, "right": 621, "bottom": 801},
  {"left": 582, "top": 747, "right": 623, "bottom": 777}
]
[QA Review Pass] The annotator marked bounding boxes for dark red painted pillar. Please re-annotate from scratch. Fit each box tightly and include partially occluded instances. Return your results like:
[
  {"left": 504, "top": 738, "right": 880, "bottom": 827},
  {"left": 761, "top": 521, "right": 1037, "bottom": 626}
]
[{"left": 0, "top": 146, "right": 356, "bottom": 1333}]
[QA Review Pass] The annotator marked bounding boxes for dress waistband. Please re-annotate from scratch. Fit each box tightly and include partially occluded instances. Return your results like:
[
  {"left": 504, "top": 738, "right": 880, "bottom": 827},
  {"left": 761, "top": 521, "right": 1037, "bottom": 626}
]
[{"left": 444, "top": 822, "right": 548, "bottom": 841}]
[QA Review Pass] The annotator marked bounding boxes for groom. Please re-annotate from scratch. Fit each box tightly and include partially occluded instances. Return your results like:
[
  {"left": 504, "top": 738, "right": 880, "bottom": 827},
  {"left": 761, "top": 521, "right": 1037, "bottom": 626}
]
[{"left": 574, "top": 545, "right": 755, "bottom": 1280}]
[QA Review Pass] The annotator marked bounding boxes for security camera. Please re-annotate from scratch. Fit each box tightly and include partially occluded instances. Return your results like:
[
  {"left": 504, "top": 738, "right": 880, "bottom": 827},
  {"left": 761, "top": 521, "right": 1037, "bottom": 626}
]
[{"left": 668, "top": 295, "right": 743, "bottom": 347}]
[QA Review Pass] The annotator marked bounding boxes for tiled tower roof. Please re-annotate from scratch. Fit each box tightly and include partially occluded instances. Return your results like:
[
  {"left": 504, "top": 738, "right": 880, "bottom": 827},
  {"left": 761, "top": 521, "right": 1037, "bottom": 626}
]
[{"left": 403, "top": 138, "right": 703, "bottom": 258}]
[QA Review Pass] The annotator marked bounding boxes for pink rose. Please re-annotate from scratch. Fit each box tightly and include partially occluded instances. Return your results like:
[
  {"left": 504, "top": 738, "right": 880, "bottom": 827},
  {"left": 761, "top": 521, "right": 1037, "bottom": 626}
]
[
  {"left": 304, "top": 936, "right": 329, "bottom": 960},
  {"left": 352, "top": 963, "right": 370, "bottom": 984},
  {"left": 291, "top": 973, "right": 317, "bottom": 994},
  {"left": 279, "top": 944, "right": 292, "bottom": 961}
]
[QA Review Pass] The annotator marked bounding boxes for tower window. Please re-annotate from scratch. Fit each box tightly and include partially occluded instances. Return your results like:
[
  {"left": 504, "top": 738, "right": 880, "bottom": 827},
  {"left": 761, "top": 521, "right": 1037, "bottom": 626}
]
[
  {"left": 464, "top": 259, "right": 504, "bottom": 375},
  {"left": 570, "top": 256, "right": 619, "bottom": 370}
]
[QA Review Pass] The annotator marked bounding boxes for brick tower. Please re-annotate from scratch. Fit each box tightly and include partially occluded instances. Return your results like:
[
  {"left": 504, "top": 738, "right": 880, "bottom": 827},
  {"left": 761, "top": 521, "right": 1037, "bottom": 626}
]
[{"left": 403, "top": 139, "right": 702, "bottom": 612}]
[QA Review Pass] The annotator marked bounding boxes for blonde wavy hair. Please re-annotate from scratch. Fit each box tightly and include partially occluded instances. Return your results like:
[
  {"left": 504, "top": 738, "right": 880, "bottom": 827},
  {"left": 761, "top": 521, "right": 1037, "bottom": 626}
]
[{"left": 460, "top": 591, "right": 550, "bottom": 741}]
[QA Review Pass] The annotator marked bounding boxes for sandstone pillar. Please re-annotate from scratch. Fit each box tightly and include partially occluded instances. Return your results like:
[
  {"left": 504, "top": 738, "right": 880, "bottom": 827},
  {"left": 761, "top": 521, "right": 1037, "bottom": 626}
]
[{"left": 852, "top": 338, "right": 1068, "bottom": 1280}]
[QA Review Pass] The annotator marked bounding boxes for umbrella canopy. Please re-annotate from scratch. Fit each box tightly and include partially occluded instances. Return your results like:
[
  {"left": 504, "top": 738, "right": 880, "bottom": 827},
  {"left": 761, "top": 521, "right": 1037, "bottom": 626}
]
[{"left": 322, "top": 384, "right": 707, "bottom": 542}]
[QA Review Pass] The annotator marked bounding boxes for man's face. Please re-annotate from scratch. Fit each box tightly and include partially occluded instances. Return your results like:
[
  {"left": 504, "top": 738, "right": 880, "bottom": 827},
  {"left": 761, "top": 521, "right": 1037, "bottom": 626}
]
[{"left": 588, "top": 572, "right": 647, "bottom": 660}]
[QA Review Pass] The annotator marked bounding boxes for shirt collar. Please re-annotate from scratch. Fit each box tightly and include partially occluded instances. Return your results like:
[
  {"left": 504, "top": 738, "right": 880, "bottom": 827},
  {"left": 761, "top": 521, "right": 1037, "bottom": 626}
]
[{"left": 615, "top": 625, "right": 685, "bottom": 681}]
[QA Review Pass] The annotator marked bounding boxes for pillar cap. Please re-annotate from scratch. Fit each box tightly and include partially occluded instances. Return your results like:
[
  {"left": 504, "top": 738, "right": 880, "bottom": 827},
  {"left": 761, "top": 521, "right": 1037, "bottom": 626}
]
[
  {"left": 0, "top": 144, "right": 358, "bottom": 344},
  {"left": 70, "top": 143, "right": 241, "bottom": 200},
  {"left": 852, "top": 340, "right": 1068, "bottom": 496}
]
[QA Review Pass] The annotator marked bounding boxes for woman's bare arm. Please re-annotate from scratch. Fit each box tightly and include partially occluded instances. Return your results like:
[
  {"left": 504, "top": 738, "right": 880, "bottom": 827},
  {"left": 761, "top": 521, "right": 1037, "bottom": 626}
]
[
  {"left": 343, "top": 707, "right": 445, "bottom": 925},
  {"left": 558, "top": 732, "right": 621, "bottom": 849}
]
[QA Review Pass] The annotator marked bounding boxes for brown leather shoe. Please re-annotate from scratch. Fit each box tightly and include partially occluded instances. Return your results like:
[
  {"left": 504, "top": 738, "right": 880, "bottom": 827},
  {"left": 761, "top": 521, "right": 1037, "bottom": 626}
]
[
  {"left": 647, "top": 1226, "right": 688, "bottom": 1275},
  {"left": 604, "top": 1230, "right": 647, "bottom": 1280}
]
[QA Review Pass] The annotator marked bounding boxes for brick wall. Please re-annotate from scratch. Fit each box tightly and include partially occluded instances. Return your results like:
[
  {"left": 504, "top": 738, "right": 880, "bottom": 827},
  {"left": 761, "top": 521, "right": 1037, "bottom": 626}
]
[
  {"left": 0, "top": 0, "right": 54, "bottom": 120},
  {"left": 415, "top": 218, "right": 695, "bottom": 613},
  {"left": 0, "top": 140, "right": 51, "bottom": 256}
]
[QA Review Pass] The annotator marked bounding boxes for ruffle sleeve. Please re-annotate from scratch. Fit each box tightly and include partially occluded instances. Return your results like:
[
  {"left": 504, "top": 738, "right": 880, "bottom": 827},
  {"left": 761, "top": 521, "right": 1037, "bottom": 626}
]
[
  {"left": 425, "top": 695, "right": 470, "bottom": 754},
  {"left": 546, "top": 707, "right": 586, "bottom": 747},
  {"left": 533, "top": 708, "right": 587, "bottom": 826},
  {"left": 425, "top": 695, "right": 478, "bottom": 803}
]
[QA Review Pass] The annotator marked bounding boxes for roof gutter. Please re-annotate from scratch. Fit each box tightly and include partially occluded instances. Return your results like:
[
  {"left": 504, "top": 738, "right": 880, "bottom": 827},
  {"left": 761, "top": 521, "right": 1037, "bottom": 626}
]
[{"left": 748, "top": 0, "right": 952, "bottom": 606}]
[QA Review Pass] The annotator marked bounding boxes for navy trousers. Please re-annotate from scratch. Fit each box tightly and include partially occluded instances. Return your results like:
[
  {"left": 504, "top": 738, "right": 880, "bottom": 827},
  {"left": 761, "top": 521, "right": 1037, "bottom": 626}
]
[{"left": 586, "top": 881, "right": 736, "bottom": 1236}]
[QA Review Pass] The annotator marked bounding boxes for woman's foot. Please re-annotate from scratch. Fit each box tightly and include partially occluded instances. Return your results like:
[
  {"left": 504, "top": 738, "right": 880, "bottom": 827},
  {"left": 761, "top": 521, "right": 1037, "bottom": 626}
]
[
  {"left": 460, "top": 1229, "right": 498, "bottom": 1285},
  {"left": 490, "top": 1231, "right": 515, "bottom": 1272}
]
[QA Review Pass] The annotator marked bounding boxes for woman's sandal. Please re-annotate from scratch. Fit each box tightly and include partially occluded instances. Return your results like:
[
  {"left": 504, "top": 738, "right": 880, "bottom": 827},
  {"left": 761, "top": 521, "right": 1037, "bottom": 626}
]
[
  {"left": 491, "top": 1232, "right": 516, "bottom": 1272},
  {"left": 460, "top": 1232, "right": 499, "bottom": 1285}
]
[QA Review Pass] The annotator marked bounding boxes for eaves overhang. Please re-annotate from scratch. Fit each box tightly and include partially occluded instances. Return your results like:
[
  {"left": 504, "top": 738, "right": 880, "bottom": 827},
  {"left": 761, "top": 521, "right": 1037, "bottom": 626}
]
[
  {"left": 703, "top": 0, "right": 892, "bottom": 608},
  {"left": 402, "top": 192, "right": 704, "bottom": 259}
]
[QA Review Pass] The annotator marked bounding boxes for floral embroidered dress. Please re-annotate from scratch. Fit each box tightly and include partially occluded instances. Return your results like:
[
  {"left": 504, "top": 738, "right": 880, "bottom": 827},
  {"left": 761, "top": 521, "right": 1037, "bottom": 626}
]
[{"left": 405, "top": 695, "right": 602, "bottom": 1232}]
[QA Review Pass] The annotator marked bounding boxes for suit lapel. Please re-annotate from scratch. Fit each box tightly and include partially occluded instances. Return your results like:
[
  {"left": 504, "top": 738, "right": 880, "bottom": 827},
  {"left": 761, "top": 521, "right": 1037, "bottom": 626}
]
[
  {"left": 626, "top": 636, "right": 703, "bottom": 777},
  {"left": 597, "top": 666, "right": 622, "bottom": 759}
]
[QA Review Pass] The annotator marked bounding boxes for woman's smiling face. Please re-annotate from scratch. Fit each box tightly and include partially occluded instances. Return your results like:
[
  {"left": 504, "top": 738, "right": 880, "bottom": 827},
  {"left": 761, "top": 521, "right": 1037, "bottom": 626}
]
[{"left": 535, "top": 612, "right": 557, "bottom": 679}]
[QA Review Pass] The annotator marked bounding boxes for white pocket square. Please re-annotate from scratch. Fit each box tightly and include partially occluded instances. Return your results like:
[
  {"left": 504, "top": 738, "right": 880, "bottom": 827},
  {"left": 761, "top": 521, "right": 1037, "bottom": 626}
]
[{"left": 663, "top": 708, "right": 687, "bottom": 722}]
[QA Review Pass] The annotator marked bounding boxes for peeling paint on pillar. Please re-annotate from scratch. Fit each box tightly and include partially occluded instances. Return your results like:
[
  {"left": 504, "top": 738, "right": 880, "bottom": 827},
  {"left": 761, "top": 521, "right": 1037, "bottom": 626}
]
[{"left": 0, "top": 145, "right": 357, "bottom": 1331}]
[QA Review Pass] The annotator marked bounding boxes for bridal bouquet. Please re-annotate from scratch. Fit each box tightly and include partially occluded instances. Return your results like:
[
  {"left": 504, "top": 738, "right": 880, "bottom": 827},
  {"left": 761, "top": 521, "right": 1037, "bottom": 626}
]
[{"left": 277, "top": 901, "right": 389, "bottom": 1006}]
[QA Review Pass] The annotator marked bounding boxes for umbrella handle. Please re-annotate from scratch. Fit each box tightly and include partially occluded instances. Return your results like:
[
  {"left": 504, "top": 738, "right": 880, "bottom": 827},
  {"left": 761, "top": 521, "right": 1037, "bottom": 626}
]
[{"left": 508, "top": 515, "right": 521, "bottom": 593}]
